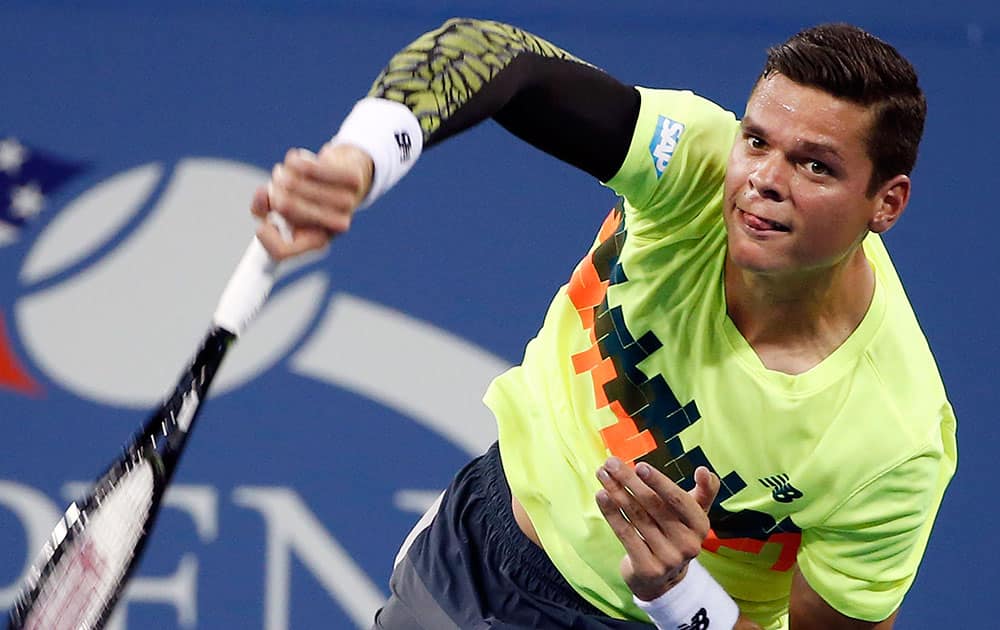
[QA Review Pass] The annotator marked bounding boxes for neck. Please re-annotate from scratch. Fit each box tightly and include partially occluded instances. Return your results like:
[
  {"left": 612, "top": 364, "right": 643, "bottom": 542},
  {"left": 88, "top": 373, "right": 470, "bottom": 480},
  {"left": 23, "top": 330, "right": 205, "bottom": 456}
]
[{"left": 725, "top": 248, "right": 875, "bottom": 374}]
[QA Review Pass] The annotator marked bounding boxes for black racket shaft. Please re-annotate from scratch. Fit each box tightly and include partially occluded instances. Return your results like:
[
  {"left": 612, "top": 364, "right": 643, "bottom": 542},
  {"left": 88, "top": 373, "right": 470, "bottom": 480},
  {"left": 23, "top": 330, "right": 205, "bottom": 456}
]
[{"left": 7, "top": 217, "right": 284, "bottom": 630}]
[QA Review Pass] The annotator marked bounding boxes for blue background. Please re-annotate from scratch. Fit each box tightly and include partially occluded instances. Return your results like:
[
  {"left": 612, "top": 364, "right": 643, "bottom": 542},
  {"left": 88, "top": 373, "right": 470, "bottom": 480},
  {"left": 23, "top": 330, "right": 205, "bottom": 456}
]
[{"left": 0, "top": 1, "right": 996, "bottom": 628}]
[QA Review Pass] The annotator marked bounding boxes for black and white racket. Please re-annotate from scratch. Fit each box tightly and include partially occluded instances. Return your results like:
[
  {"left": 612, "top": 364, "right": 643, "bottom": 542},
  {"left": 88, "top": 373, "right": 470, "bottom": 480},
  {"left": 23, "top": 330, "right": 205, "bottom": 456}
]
[{"left": 7, "top": 217, "right": 289, "bottom": 630}]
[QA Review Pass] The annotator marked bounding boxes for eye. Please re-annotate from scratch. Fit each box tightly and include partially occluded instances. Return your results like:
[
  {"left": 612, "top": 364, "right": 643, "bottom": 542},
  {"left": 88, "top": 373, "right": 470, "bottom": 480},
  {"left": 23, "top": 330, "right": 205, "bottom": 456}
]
[
  {"left": 746, "top": 135, "right": 766, "bottom": 151},
  {"left": 807, "top": 160, "right": 831, "bottom": 176}
]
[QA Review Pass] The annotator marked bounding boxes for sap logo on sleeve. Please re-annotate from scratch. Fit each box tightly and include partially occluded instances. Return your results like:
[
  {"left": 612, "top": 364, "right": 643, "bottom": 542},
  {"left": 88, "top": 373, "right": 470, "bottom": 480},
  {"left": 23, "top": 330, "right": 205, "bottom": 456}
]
[{"left": 648, "top": 115, "right": 686, "bottom": 179}]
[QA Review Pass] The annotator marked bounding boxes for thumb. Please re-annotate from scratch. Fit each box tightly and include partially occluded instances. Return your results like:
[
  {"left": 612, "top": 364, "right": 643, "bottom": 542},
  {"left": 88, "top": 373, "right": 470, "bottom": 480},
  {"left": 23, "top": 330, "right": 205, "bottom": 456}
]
[{"left": 689, "top": 466, "right": 720, "bottom": 513}]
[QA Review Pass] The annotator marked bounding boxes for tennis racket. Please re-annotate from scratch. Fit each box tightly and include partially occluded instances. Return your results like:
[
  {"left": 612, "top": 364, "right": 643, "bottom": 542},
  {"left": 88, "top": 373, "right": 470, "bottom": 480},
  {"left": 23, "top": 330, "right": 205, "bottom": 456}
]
[{"left": 7, "top": 216, "right": 289, "bottom": 630}]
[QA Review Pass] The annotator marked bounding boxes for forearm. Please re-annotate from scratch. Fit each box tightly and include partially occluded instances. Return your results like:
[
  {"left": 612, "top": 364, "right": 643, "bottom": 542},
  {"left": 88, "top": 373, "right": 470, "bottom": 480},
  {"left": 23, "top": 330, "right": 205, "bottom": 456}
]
[
  {"left": 255, "top": 19, "right": 639, "bottom": 260},
  {"left": 367, "top": 18, "right": 639, "bottom": 180}
]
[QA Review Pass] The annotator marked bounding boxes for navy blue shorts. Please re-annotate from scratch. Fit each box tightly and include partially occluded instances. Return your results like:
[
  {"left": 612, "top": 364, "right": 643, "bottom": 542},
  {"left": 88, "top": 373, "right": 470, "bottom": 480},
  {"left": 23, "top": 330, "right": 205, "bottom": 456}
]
[{"left": 373, "top": 443, "right": 653, "bottom": 629}]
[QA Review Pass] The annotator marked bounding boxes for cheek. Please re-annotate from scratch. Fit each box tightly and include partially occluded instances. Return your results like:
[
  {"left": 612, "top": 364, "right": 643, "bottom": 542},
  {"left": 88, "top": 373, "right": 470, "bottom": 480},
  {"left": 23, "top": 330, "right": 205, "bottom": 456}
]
[
  {"left": 791, "top": 193, "right": 870, "bottom": 250},
  {"left": 723, "top": 154, "right": 746, "bottom": 200}
]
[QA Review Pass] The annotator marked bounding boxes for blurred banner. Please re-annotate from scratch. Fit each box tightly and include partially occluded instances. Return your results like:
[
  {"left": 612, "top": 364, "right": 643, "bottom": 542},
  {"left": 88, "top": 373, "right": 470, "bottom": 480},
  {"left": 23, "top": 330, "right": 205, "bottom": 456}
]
[{"left": 0, "top": 2, "right": 995, "bottom": 628}]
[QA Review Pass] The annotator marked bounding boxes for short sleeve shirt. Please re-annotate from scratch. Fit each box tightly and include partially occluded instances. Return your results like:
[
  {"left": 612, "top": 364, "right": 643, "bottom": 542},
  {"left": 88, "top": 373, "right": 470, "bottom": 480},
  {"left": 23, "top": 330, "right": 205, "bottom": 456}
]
[{"left": 486, "top": 87, "right": 957, "bottom": 628}]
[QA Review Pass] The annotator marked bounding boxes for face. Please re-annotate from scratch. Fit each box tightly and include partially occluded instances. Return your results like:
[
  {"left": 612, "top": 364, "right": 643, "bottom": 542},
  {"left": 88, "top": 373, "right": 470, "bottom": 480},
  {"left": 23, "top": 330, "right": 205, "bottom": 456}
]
[{"left": 723, "top": 73, "right": 897, "bottom": 277}]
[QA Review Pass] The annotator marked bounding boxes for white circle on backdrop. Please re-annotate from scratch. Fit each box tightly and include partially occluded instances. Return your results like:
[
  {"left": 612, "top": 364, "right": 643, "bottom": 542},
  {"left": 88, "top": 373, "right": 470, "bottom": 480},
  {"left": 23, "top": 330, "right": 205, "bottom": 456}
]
[{"left": 14, "top": 158, "right": 327, "bottom": 407}]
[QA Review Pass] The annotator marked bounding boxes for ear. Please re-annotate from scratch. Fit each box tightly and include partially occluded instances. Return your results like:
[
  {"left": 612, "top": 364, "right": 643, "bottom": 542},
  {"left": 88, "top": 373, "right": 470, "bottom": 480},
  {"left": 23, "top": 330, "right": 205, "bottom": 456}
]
[{"left": 869, "top": 174, "right": 910, "bottom": 234}]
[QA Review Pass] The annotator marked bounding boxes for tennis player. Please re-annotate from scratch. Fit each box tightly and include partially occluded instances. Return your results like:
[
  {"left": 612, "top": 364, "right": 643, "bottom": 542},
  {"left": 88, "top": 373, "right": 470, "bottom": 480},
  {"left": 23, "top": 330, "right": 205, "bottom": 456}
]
[{"left": 251, "top": 19, "right": 957, "bottom": 630}]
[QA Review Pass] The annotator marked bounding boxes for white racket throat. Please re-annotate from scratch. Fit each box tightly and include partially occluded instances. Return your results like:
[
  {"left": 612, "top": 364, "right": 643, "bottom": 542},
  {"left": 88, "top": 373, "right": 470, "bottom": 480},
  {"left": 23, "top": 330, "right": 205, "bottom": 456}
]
[{"left": 212, "top": 213, "right": 289, "bottom": 336}]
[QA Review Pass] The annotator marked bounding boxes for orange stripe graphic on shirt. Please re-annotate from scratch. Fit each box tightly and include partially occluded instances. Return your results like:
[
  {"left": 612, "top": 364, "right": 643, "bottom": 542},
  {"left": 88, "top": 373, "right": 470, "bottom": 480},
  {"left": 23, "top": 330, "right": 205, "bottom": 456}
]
[
  {"left": 702, "top": 529, "right": 801, "bottom": 571},
  {"left": 566, "top": 203, "right": 802, "bottom": 571},
  {"left": 566, "top": 207, "right": 656, "bottom": 462}
]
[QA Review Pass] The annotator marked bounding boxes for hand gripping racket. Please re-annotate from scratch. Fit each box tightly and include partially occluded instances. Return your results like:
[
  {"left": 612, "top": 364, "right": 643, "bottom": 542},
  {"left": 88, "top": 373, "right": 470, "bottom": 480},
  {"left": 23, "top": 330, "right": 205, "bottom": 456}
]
[{"left": 7, "top": 217, "right": 289, "bottom": 630}]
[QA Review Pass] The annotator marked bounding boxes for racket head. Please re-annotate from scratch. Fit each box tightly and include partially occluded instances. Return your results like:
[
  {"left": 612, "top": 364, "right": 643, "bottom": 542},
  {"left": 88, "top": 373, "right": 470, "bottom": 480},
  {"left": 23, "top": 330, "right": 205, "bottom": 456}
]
[
  {"left": 7, "top": 327, "right": 235, "bottom": 630},
  {"left": 8, "top": 456, "right": 162, "bottom": 630}
]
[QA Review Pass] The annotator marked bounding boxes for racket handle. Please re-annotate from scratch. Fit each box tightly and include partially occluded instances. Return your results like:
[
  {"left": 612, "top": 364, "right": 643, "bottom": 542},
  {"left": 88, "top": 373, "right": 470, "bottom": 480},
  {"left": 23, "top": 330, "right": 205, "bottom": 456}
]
[{"left": 212, "top": 213, "right": 291, "bottom": 336}]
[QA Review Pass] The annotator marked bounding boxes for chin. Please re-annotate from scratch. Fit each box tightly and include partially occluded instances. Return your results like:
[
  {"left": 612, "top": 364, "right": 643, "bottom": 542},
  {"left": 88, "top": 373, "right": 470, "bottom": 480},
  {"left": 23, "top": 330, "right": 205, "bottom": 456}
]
[{"left": 726, "top": 238, "right": 791, "bottom": 275}]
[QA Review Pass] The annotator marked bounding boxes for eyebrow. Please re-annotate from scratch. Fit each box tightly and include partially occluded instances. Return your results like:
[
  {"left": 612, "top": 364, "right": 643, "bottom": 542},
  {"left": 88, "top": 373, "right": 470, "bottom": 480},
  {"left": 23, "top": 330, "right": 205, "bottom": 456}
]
[{"left": 740, "top": 117, "right": 846, "bottom": 164}]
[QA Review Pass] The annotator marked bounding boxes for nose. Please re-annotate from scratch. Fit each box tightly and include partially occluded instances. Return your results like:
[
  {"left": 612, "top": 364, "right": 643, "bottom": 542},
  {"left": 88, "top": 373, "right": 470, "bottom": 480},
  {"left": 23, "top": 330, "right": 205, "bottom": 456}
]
[{"left": 748, "top": 153, "right": 788, "bottom": 202}]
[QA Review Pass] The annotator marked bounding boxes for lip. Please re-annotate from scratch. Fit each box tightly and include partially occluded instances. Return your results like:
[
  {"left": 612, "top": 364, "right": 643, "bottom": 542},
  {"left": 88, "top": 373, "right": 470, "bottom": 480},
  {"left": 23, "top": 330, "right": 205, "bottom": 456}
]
[{"left": 736, "top": 207, "right": 790, "bottom": 234}]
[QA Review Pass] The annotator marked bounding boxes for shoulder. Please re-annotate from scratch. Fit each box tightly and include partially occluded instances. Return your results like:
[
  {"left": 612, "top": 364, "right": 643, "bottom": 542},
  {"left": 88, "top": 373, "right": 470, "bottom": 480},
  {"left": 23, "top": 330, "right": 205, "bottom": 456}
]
[
  {"left": 628, "top": 87, "right": 740, "bottom": 180},
  {"left": 861, "top": 234, "right": 954, "bottom": 444},
  {"left": 607, "top": 88, "right": 738, "bottom": 235}
]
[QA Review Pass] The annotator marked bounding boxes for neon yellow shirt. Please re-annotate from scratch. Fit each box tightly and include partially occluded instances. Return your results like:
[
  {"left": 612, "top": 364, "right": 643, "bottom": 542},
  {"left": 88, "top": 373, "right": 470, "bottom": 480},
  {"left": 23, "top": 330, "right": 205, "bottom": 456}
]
[{"left": 486, "top": 87, "right": 957, "bottom": 628}]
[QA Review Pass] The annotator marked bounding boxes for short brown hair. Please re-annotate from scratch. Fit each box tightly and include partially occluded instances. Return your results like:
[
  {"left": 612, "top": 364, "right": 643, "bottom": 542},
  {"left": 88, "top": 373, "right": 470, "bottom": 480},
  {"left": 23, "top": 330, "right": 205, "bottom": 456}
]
[{"left": 760, "top": 24, "right": 926, "bottom": 195}]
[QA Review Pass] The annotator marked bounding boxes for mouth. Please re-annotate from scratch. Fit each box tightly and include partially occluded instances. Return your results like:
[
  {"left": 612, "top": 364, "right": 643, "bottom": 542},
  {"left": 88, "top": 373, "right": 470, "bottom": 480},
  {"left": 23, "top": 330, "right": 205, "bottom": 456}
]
[{"left": 737, "top": 208, "right": 790, "bottom": 233}]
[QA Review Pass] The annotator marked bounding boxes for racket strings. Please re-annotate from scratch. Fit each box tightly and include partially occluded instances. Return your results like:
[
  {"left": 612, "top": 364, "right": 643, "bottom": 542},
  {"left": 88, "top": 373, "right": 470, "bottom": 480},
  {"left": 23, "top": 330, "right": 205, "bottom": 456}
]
[{"left": 18, "top": 462, "right": 155, "bottom": 630}]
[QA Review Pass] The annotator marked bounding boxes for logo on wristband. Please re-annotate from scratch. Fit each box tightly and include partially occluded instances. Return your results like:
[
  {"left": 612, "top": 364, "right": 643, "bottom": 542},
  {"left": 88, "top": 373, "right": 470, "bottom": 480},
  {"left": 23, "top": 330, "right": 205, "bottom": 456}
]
[
  {"left": 395, "top": 131, "right": 413, "bottom": 162},
  {"left": 679, "top": 607, "right": 711, "bottom": 630}
]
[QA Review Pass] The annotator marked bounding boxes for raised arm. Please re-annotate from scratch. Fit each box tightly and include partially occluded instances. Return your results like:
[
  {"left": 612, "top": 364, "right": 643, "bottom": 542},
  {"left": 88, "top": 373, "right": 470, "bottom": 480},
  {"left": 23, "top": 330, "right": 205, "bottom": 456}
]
[
  {"left": 370, "top": 18, "right": 639, "bottom": 180},
  {"left": 252, "top": 18, "right": 640, "bottom": 259}
]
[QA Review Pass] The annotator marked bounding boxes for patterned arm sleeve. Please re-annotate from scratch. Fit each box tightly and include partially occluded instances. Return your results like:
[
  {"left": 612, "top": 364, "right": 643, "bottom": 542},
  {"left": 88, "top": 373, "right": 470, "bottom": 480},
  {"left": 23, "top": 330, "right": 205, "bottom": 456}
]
[{"left": 367, "top": 18, "right": 640, "bottom": 182}]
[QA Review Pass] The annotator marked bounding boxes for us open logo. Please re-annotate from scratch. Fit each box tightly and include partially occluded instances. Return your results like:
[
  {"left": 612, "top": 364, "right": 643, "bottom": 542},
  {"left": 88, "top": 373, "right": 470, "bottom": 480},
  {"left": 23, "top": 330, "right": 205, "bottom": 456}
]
[{"left": 0, "top": 157, "right": 508, "bottom": 628}]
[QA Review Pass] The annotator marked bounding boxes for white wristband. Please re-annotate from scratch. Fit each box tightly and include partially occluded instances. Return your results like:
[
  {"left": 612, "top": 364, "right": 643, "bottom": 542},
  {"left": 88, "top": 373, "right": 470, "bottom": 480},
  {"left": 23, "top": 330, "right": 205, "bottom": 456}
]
[
  {"left": 633, "top": 558, "right": 739, "bottom": 630},
  {"left": 330, "top": 97, "right": 423, "bottom": 208}
]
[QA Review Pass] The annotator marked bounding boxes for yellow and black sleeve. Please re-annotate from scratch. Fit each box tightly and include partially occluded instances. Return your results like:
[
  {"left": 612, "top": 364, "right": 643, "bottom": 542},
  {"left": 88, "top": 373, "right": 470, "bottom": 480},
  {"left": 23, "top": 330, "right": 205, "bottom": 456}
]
[{"left": 367, "top": 18, "right": 639, "bottom": 181}]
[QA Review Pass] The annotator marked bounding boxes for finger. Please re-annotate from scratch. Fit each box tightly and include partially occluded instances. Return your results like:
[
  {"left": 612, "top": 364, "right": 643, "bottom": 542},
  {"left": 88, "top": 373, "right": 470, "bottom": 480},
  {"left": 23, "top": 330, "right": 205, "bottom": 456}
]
[
  {"left": 689, "top": 466, "right": 721, "bottom": 513},
  {"left": 604, "top": 459, "right": 690, "bottom": 528},
  {"left": 273, "top": 196, "right": 353, "bottom": 235},
  {"left": 256, "top": 222, "right": 331, "bottom": 261},
  {"left": 250, "top": 185, "right": 271, "bottom": 219},
  {"left": 306, "top": 143, "right": 375, "bottom": 193},
  {"left": 269, "top": 166, "right": 355, "bottom": 235},
  {"left": 598, "top": 459, "right": 669, "bottom": 533},
  {"left": 288, "top": 146, "right": 317, "bottom": 163},
  {"left": 276, "top": 160, "right": 364, "bottom": 210},
  {"left": 595, "top": 487, "right": 655, "bottom": 566},
  {"left": 629, "top": 461, "right": 710, "bottom": 532},
  {"left": 597, "top": 460, "right": 690, "bottom": 565},
  {"left": 315, "top": 142, "right": 375, "bottom": 188},
  {"left": 596, "top": 480, "right": 689, "bottom": 597}
]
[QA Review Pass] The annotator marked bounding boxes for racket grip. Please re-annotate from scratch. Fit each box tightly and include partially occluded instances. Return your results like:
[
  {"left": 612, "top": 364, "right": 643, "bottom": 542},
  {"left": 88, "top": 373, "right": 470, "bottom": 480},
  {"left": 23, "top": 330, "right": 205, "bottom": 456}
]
[{"left": 211, "top": 213, "right": 291, "bottom": 336}]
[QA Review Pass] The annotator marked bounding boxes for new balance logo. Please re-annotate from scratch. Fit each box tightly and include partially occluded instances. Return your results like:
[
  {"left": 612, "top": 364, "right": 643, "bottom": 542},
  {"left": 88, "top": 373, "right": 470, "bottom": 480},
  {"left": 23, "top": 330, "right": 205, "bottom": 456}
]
[
  {"left": 394, "top": 131, "right": 412, "bottom": 162},
  {"left": 759, "top": 474, "right": 803, "bottom": 503},
  {"left": 678, "top": 607, "right": 710, "bottom": 629}
]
